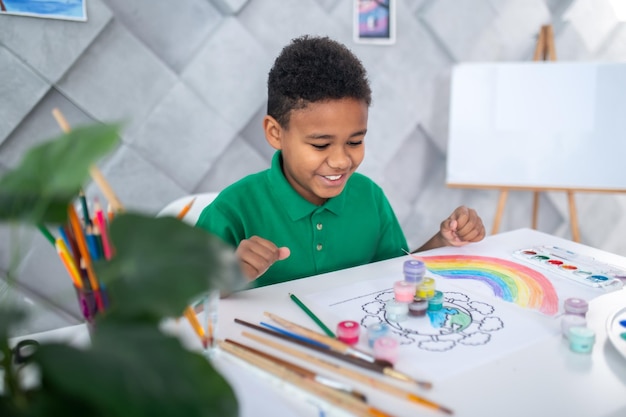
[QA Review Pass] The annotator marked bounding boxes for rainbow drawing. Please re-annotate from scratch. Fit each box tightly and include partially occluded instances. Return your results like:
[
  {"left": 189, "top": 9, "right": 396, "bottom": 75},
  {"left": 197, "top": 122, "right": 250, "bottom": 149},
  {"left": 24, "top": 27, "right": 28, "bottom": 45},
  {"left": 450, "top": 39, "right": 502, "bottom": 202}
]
[{"left": 418, "top": 255, "right": 559, "bottom": 316}]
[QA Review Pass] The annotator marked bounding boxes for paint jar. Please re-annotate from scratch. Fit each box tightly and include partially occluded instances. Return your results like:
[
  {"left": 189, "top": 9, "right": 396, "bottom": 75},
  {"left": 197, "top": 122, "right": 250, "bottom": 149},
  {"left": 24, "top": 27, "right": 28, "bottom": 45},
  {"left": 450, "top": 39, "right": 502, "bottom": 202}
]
[
  {"left": 403, "top": 259, "right": 425, "bottom": 284},
  {"left": 367, "top": 322, "right": 390, "bottom": 348},
  {"left": 408, "top": 297, "right": 428, "bottom": 317},
  {"left": 427, "top": 291, "right": 444, "bottom": 311},
  {"left": 373, "top": 336, "right": 399, "bottom": 365},
  {"left": 561, "top": 314, "right": 587, "bottom": 338},
  {"left": 567, "top": 326, "right": 595, "bottom": 354},
  {"left": 336, "top": 320, "right": 360, "bottom": 345},
  {"left": 394, "top": 280, "right": 417, "bottom": 303},
  {"left": 563, "top": 297, "right": 588, "bottom": 317},
  {"left": 416, "top": 277, "right": 436, "bottom": 299},
  {"left": 385, "top": 300, "right": 409, "bottom": 322}
]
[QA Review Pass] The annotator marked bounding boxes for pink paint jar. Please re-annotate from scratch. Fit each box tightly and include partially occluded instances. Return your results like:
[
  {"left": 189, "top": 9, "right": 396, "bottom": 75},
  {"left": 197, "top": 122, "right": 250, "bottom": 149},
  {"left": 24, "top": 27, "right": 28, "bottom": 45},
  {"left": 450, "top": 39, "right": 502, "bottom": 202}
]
[
  {"left": 394, "top": 280, "right": 417, "bottom": 303},
  {"left": 336, "top": 320, "right": 360, "bottom": 345},
  {"left": 373, "top": 336, "right": 399, "bottom": 365}
]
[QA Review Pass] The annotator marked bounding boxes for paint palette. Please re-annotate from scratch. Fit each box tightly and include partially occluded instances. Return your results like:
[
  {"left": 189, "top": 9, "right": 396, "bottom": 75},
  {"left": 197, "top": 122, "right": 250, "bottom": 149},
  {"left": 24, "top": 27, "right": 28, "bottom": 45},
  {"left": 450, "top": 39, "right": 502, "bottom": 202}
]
[
  {"left": 606, "top": 307, "right": 626, "bottom": 360},
  {"left": 513, "top": 246, "right": 625, "bottom": 290}
]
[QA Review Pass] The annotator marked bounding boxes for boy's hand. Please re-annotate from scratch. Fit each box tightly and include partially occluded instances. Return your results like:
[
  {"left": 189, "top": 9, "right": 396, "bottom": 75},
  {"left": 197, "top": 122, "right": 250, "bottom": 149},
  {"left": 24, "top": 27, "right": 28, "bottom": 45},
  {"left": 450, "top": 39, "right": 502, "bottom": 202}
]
[
  {"left": 440, "top": 206, "right": 485, "bottom": 247},
  {"left": 236, "top": 236, "right": 290, "bottom": 280}
]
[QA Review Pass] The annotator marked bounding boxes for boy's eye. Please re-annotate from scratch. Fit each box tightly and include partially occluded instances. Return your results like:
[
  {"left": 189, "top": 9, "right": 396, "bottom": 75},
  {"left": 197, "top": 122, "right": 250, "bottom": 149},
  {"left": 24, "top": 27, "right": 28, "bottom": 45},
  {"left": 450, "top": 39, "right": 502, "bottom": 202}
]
[
  {"left": 348, "top": 140, "right": 363, "bottom": 146},
  {"left": 312, "top": 144, "right": 330, "bottom": 149}
]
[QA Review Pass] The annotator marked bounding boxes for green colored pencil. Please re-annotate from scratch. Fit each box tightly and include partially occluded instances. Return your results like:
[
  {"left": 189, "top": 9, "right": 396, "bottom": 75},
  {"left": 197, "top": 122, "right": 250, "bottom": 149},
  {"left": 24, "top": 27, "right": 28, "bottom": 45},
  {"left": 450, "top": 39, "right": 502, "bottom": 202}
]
[
  {"left": 37, "top": 224, "right": 55, "bottom": 246},
  {"left": 288, "top": 293, "right": 336, "bottom": 338}
]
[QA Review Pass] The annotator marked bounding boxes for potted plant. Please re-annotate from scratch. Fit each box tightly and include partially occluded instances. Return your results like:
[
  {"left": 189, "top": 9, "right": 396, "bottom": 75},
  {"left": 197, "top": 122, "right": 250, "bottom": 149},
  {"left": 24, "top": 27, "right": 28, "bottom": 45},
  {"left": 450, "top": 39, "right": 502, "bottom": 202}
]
[{"left": 0, "top": 122, "right": 241, "bottom": 416}]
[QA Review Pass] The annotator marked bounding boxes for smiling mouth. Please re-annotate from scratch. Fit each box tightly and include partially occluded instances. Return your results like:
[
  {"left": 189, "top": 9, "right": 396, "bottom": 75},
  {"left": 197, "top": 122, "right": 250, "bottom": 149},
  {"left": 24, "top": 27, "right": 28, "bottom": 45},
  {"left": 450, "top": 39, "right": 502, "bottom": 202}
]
[{"left": 324, "top": 175, "right": 342, "bottom": 181}]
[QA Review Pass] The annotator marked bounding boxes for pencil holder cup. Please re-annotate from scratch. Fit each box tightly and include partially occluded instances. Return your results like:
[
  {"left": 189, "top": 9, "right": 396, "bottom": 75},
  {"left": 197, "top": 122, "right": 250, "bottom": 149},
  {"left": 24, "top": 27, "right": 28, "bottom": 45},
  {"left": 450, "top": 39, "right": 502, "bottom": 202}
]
[{"left": 74, "top": 286, "right": 98, "bottom": 321}]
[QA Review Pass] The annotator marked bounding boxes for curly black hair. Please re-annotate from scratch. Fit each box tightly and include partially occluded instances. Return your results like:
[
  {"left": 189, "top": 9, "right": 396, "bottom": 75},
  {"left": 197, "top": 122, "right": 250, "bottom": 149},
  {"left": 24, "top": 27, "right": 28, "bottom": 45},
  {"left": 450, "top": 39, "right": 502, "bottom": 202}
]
[{"left": 267, "top": 35, "right": 372, "bottom": 128}]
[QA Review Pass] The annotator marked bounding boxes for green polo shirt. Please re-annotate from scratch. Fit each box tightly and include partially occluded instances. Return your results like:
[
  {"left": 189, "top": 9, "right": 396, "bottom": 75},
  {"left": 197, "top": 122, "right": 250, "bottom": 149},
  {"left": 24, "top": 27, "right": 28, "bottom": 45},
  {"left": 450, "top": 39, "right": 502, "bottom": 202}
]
[{"left": 196, "top": 151, "right": 408, "bottom": 287}]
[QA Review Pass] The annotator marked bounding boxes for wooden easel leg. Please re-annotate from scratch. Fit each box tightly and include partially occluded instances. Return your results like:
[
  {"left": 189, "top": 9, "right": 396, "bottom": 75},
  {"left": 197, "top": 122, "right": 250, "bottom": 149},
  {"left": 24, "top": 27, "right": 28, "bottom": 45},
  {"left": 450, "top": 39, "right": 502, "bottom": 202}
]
[
  {"left": 533, "top": 26, "right": 545, "bottom": 60},
  {"left": 492, "top": 190, "right": 509, "bottom": 235},
  {"left": 566, "top": 191, "right": 581, "bottom": 242},
  {"left": 545, "top": 25, "right": 557, "bottom": 61},
  {"left": 532, "top": 191, "right": 540, "bottom": 229}
]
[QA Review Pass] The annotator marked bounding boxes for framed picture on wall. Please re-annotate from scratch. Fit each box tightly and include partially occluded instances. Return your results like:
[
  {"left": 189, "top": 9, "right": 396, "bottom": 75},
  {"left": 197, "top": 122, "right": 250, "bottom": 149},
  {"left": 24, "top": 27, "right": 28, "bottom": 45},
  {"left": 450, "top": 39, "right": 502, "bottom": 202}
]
[
  {"left": 353, "top": 0, "right": 396, "bottom": 45},
  {"left": 0, "top": 0, "right": 87, "bottom": 22}
]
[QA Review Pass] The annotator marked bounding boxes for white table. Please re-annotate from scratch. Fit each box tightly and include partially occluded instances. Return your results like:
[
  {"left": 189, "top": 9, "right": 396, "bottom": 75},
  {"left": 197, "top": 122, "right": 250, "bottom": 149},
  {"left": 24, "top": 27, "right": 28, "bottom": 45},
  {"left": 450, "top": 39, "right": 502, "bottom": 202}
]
[
  {"left": 8, "top": 229, "right": 626, "bottom": 417},
  {"left": 215, "top": 228, "right": 626, "bottom": 417}
]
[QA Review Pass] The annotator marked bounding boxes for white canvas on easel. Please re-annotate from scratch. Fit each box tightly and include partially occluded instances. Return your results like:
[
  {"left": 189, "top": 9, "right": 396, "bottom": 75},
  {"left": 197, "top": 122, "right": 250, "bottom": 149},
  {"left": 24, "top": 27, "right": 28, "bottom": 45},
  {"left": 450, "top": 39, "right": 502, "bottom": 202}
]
[{"left": 447, "top": 62, "right": 626, "bottom": 191}]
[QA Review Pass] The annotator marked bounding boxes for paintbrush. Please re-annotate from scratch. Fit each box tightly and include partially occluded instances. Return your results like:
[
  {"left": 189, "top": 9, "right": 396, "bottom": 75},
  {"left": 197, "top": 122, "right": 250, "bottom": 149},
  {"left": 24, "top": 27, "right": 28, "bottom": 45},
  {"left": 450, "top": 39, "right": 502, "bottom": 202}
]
[
  {"left": 264, "top": 311, "right": 381, "bottom": 364},
  {"left": 225, "top": 338, "right": 367, "bottom": 402},
  {"left": 219, "top": 340, "right": 394, "bottom": 417},
  {"left": 264, "top": 312, "right": 426, "bottom": 386},
  {"left": 235, "top": 319, "right": 432, "bottom": 388},
  {"left": 235, "top": 318, "right": 387, "bottom": 372},
  {"left": 242, "top": 331, "right": 447, "bottom": 413}
]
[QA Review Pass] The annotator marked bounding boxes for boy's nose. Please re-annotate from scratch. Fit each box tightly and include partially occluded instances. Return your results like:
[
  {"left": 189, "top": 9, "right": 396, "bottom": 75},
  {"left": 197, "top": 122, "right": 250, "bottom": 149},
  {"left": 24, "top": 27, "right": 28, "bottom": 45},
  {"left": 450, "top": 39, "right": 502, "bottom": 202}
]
[{"left": 327, "top": 148, "right": 351, "bottom": 170}]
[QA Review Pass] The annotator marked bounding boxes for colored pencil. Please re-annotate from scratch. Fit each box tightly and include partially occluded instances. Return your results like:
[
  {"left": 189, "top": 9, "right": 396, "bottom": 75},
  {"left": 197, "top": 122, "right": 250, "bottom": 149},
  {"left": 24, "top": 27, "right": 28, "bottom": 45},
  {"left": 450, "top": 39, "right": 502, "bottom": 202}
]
[
  {"left": 107, "top": 203, "right": 114, "bottom": 223},
  {"left": 93, "top": 199, "right": 114, "bottom": 260},
  {"left": 176, "top": 197, "right": 196, "bottom": 220},
  {"left": 91, "top": 223, "right": 105, "bottom": 260},
  {"left": 37, "top": 224, "right": 56, "bottom": 246},
  {"left": 85, "top": 225, "right": 100, "bottom": 261},
  {"left": 225, "top": 338, "right": 367, "bottom": 402},
  {"left": 78, "top": 190, "right": 91, "bottom": 227},
  {"left": 242, "top": 332, "right": 447, "bottom": 413},
  {"left": 219, "top": 340, "right": 393, "bottom": 417},
  {"left": 58, "top": 226, "right": 71, "bottom": 250},
  {"left": 55, "top": 238, "right": 83, "bottom": 288},
  {"left": 183, "top": 306, "right": 207, "bottom": 348},
  {"left": 289, "top": 292, "right": 336, "bottom": 338}
]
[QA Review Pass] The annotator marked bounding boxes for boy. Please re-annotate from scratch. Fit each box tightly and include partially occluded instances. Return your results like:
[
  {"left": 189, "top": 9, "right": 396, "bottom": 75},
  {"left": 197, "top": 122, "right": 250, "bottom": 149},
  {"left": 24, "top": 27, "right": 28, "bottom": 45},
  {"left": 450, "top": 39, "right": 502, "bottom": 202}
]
[{"left": 196, "top": 35, "right": 485, "bottom": 288}]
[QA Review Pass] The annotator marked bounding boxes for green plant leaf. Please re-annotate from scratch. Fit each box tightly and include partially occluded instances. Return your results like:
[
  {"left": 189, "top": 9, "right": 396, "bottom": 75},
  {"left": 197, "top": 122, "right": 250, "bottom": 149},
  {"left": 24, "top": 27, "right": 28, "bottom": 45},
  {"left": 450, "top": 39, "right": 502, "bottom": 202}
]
[
  {"left": 34, "top": 321, "right": 237, "bottom": 417},
  {"left": 94, "top": 213, "right": 244, "bottom": 321},
  {"left": 0, "top": 123, "right": 121, "bottom": 224}
]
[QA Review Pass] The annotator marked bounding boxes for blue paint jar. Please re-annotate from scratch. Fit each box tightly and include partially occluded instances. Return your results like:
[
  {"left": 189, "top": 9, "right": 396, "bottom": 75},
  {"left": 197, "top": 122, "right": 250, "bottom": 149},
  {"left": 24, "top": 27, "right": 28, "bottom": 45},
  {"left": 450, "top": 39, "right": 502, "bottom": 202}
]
[{"left": 367, "top": 322, "right": 390, "bottom": 348}]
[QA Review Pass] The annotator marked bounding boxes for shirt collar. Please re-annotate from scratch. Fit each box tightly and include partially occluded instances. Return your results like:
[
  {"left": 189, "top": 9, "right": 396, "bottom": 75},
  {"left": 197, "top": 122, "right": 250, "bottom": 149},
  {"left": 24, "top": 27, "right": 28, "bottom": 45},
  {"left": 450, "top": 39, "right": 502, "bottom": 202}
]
[{"left": 268, "top": 151, "right": 347, "bottom": 220}]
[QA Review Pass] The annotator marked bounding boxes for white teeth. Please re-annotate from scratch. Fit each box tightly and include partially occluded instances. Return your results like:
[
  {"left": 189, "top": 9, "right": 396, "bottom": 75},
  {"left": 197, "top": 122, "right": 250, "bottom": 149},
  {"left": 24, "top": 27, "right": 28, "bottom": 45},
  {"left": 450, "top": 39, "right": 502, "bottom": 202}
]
[{"left": 325, "top": 175, "right": 341, "bottom": 180}]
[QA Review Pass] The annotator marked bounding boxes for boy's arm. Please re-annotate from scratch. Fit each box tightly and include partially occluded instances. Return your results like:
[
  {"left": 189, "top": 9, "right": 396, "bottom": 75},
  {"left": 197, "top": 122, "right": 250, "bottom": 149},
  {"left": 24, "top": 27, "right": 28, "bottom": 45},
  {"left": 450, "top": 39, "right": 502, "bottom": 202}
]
[{"left": 413, "top": 206, "right": 485, "bottom": 253}]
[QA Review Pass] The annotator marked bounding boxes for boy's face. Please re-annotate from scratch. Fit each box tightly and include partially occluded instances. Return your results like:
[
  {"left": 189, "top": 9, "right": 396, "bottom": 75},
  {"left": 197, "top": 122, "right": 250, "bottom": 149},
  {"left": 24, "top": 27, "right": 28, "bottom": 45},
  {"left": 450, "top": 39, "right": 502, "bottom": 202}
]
[{"left": 264, "top": 98, "right": 368, "bottom": 206}]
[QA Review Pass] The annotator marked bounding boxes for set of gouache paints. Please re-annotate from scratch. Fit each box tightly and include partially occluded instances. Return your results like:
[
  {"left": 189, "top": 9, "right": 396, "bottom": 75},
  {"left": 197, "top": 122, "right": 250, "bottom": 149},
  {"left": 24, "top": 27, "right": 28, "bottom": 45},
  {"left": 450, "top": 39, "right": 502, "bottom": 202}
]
[{"left": 512, "top": 245, "right": 625, "bottom": 290}]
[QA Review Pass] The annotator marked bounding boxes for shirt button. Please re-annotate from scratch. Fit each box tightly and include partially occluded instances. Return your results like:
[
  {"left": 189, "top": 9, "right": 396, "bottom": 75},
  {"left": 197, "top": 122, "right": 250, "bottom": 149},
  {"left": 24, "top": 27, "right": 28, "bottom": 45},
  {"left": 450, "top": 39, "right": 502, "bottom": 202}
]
[
  {"left": 316, "top": 223, "right": 323, "bottom": 231},
  {"left": 316, "top": 244, "right": 323, "bottom": 251}
]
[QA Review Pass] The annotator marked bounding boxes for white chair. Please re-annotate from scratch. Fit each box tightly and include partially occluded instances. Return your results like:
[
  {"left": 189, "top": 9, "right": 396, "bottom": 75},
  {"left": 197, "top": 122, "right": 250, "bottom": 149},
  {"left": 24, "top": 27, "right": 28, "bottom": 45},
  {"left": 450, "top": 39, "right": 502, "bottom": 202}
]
[{"left": 157, "top": 192, "right": 219, "bottom": 225}]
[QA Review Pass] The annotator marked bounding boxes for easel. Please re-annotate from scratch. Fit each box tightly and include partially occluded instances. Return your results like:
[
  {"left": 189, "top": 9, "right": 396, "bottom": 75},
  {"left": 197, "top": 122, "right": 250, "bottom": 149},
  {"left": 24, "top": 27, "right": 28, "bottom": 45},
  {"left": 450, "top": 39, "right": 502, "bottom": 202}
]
[{"left": 491, "top": 24, "right": 581, "bottom": 242}]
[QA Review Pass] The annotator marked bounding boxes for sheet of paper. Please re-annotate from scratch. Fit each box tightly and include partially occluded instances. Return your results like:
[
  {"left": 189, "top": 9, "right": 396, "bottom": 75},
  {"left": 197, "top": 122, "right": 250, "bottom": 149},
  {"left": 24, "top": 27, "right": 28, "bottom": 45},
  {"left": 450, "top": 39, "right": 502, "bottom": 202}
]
[{"left": 304, "top": 276, "right": 559, "bottom": 383}]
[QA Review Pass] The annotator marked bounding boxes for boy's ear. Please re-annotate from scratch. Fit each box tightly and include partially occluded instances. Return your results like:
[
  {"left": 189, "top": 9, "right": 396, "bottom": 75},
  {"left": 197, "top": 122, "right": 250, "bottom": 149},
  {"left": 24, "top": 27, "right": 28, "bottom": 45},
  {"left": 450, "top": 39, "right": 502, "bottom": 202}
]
[{"left": 263, "top": 115, "right": 282, "bottom": 150}]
